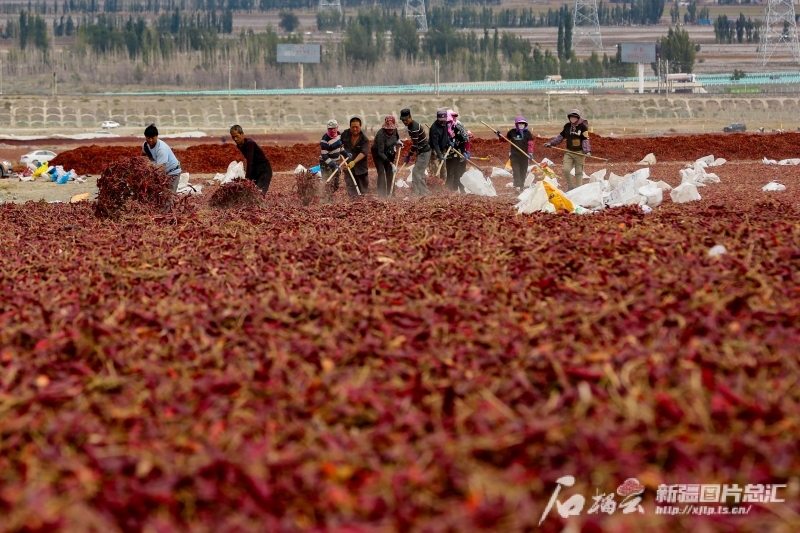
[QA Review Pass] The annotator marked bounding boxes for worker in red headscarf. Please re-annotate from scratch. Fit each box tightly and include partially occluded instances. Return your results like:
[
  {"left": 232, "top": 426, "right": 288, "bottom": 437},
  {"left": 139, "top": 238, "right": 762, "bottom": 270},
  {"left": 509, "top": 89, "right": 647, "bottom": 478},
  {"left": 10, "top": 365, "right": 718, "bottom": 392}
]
[{"left": 371, "top": 114, "right": 402, "bottom": 197}]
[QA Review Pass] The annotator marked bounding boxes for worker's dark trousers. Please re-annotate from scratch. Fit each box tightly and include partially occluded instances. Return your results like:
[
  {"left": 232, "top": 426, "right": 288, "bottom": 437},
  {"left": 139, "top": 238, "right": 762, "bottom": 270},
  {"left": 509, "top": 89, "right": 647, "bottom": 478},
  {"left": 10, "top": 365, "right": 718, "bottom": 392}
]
[
  {"left": 345, "top": 171, "right": 368, "bottom": 197},
  {"left": 445, "top": 157, "right": 466, "bottom": 192},
  {"left": 251, "top": 161, "right": 273, "bottom": 193},
  {"left": 510, "top": 158, "right": 528, "bottom": 189},
  {"left": 374, "top": 158, "right": 394, "bottom": 197}
]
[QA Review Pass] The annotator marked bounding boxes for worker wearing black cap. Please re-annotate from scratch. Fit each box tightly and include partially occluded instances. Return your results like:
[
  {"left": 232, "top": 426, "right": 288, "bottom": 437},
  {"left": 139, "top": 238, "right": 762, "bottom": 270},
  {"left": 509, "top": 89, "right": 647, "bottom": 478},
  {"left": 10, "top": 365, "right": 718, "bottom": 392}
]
[
  {"left": 429, "top": 109, "right": 451, "bottom": 184},
  {"left": 399, "top": 108, "right": 431, "bottom": 197},
  {"left": 142, "top": 124, "right": 182, "bottom": 193}
]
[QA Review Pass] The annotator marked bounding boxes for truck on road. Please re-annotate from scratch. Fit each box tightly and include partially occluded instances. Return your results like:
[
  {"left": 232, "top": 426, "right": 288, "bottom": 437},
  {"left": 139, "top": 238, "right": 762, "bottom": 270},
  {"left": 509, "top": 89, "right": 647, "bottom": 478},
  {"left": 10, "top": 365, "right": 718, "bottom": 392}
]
[{"left": 663, "top": 73, "right": 697, "bottom": 83}]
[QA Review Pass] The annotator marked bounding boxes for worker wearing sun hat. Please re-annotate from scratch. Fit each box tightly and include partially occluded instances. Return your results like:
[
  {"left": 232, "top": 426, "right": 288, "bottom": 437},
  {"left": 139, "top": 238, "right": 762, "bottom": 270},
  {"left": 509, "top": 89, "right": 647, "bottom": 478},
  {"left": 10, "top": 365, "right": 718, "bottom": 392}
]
[
  {"left": 319, "top": 118, "right": 347, "bottom": 200},
  {"left": 544, "top": 109, "right": 591, "bottom": 191}
]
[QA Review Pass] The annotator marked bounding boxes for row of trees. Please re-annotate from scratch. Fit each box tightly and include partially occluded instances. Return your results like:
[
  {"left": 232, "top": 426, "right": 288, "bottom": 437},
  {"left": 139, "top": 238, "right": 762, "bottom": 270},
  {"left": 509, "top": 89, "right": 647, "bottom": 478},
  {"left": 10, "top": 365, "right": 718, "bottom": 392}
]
[
  {"left": 713, "top": 13, "right": 762, "bottom": 44},
  {"left": 338, "top": 8, "right": 639, "bottom": 81},
  {"left": 669, "top": 1, "right": 710, "bottom": 24},
  {"left": 3, "top": 0, "right": 670, "bottom": 25},
  {"left": 0, "top": 5, "right": 697, "bottom": 85},
  {"left": 0, "top": 0, "right": 551, "bottom": 16},
  {"left": 3, "top": 11, "right": 50, "bottom": 51},
  {"left": 316, "top": 2, "right": 669, "bottom": 33}
]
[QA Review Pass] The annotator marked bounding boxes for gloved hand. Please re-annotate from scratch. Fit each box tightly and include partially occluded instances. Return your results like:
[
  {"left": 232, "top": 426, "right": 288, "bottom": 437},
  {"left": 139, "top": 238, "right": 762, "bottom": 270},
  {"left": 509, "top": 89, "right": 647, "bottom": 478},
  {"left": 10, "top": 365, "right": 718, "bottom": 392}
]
[
  {"left": 495, "top": 131, "right": 502, "bottom": 138},
  {"left": 327, "top": 160, "right": 337, "bottom": 170},
  {"left": 343, "top": 151, "right": 353, "bottom": 160},
  {"left": 347, "top": 161, "right": 356, "bottom": 169},
  {"left": 583, "top": 151, "right": 591, "bottom": 156},
  {"left": 544, "top": 143, "right": 552, "bottom": 148},
  {"left": 396, "top": 140, "right": 404, "bottom": 147},
  {"left": 448, "top": 140, "right": 455, "bottom": 148},
  {"left": 404, "top": 155, "right": 411, "bottom": 164},
  {"left": 391, "top": 164, "right": 397, "bottom": 173},
  {"left": 464, "top": 151, "right": 471, "bottom": 160},
  {"left": 528, "top": 152, "right": 534, "bottom": 161}
]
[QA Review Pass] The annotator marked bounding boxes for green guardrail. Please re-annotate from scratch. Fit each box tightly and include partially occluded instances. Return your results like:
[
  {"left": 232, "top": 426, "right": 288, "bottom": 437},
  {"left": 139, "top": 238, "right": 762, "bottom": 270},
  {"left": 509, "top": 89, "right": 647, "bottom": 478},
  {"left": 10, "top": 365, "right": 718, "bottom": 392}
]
[{"left": 95, "top": 71, "right": 800, "bottom": 97}]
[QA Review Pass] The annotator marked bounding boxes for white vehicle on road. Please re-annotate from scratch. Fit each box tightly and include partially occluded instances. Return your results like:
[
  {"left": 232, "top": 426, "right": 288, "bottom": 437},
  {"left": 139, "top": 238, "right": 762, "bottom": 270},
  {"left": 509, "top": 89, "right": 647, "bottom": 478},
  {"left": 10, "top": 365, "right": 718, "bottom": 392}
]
[
  {"left": 101, "top": 120, "right": 120, "bottom": 129},
  {"left": 20, "top": 150, "right": 57, "bottom": 165}
]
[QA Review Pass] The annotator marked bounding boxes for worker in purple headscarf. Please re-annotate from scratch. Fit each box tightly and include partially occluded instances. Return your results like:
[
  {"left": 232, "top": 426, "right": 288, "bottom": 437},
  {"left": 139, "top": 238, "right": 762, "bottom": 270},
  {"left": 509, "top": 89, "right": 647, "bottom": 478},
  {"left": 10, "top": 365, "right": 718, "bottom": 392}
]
[{"left": 504, "top": 116, "right": 535, "bottom": 190}]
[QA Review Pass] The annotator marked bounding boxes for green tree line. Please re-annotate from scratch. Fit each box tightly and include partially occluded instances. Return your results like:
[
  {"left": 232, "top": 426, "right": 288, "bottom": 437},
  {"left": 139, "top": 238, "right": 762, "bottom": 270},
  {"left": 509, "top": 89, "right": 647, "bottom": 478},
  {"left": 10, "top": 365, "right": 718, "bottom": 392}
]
[
  {"left": 714, "top": 13, "right": 762, "bottom": 44},
  {"left": 1, "top": 0, "right": 665, "bottom": 26},
  {"left": 341, "top": 8, "right": 637, "bottom": 81}
]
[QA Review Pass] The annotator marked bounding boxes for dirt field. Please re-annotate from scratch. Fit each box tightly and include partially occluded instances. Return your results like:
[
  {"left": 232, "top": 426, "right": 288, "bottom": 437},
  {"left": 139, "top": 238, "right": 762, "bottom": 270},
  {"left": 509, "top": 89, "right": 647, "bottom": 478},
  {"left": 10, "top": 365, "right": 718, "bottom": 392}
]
[{"left": 3, "top": 93, "right": 800, "bottom": 139}]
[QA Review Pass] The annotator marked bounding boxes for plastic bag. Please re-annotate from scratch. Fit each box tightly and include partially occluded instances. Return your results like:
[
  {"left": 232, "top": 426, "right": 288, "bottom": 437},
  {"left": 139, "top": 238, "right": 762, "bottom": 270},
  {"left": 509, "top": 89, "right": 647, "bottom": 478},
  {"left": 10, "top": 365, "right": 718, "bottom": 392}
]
[
  {"left": 490, "top": 167, "right": 513, "bottom": 179},
  {"left": 177, "top": 173, "right": 203, "bottom": 194},
  {"left": 526, "top": 161, "right": 559, "bottom": 187},
  {"left": 708, "top": 244, "right": 727, "bottom": 257},
  {"left": 515, "top": 182, "right": 554, "bottom": 214},
  {"left": 670, "top": 182, "right": 701, "bottom": 203},
  {"left": 588, "top": 169, "right": 607, "bottom": 182},
  {"left": 762, "top": 181, "right": 786, "bottom": 192},
  {"left": 606, "top": 175, "right": 638, "bottom": 206},
  {"left": 679, "top": 168, "right": 697, "bottom": 185},
  {"left": 638, "top": 153, "right": 656, "bottom": 165},
  {"left": 693, "top": 163, "right": 720, "bottom": 184},
  {"left": 213, "top": 161, "right": 245, "bottom": 184},
  {"left": 608, "top": 172, "right": 624, "bottom": 190},
  {"left": 566, "top": 181, "right": 604, "bottom": 208},
  {"left": 460, "top": 169, "right": 497, "bottom": 197},
  {"left": 655, "top": 180, "right": 673, "bottom": 191},
  {"left": 638, "top": 185, "right": 663, "bottom": 208},
  {"left": 33, "top": 162, "right": 49, "bottom": 177},
  {"left": 543, "top": 181, "right": 575, "bottom": 213}
]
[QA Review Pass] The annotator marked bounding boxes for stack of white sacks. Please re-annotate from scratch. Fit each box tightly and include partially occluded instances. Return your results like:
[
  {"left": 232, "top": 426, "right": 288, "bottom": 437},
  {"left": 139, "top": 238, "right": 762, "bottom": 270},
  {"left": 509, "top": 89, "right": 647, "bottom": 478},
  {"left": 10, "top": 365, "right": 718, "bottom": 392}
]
[{"left": 515, "top": 154, "right": 727, "bottom": 214}]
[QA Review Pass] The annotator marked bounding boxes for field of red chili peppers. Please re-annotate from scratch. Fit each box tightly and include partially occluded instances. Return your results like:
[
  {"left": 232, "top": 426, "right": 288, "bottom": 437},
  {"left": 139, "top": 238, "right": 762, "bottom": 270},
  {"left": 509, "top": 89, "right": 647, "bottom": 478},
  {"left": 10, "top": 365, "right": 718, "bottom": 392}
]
[
  {"left": 2, "top": 133, "right": 800, "bottom": 533},
  {"left": 49, "top": 132, "right": 800, "bottom": 174}
]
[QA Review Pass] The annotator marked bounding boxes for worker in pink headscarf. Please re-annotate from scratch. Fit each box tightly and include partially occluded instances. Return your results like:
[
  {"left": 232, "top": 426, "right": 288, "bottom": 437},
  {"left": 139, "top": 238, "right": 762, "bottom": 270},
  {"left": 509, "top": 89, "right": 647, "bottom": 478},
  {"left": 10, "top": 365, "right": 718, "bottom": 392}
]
[
  {"left": 445, "top": 109, "right": 470, "bottom": 193},
  {"left": 371, "top": 115, "right": 402, "bottom": 197}
]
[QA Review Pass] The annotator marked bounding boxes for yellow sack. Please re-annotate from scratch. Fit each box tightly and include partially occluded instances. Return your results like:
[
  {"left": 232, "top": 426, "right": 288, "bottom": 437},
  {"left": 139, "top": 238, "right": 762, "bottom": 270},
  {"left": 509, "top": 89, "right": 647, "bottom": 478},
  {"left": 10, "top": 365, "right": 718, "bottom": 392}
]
[
  {"left": 32, "top": 162, "right": 49, "bottom": 177},
  {"left": 543, "top": 181, "right": 575, "bottom": 213}
]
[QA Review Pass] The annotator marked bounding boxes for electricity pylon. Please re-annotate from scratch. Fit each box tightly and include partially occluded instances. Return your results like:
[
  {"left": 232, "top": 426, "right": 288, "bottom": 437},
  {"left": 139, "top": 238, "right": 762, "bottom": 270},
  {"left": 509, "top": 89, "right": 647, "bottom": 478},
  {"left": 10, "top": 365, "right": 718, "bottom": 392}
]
[
  {"left": 405, "top": 0, "right": 428, "bottom": 31},
  {"left": 573, "top": 0, "right": 603, "bottom": 49},
  {"left": 759, "top": 0, "right": 800, "bottom": 65}
]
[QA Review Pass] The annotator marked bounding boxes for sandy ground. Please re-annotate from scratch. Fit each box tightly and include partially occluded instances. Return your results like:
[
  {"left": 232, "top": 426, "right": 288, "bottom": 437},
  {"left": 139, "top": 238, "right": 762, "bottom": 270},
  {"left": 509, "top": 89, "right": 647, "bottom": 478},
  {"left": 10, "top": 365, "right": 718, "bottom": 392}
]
[
  {"left": 0, "top": 175, "right": 100, "bottom": 204},
  {"left": 0, "top": 174, "right": 216, "bottom": 204}
]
